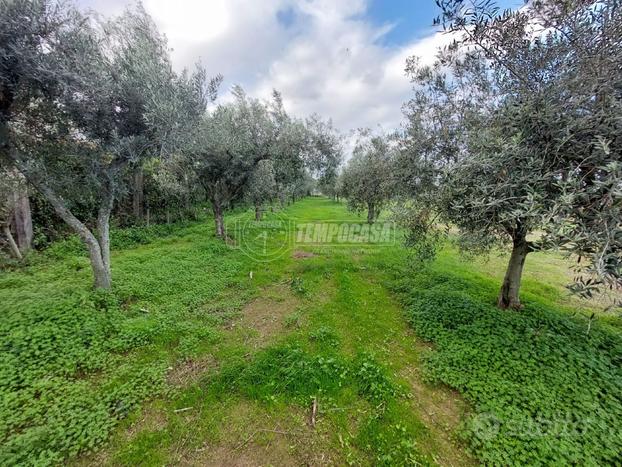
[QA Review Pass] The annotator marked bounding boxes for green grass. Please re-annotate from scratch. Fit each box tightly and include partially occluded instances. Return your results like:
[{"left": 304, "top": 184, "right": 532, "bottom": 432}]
[
  {"left": 1, "top": 197, "right": 620, "bottom": 466},
  {"left": 0, "top": 216, "right": 259, "bottom": 465},
  {"left": 376, "top": 246, "right": 622, "bottom": 465}
]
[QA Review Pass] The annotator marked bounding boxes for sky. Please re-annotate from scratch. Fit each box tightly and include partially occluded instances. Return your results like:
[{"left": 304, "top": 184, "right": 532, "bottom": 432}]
[{"left": 77, "top": 0, "right": 522, "bottom": 146}]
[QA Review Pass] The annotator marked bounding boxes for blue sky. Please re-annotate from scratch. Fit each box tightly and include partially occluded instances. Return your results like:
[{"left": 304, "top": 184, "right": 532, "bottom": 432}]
[
  {"left": 78, "top": 0, "right": 523, "bottom": 147},
  {"left": 367, "top": 0, "right": 523, "bottom": 45},
  {"left": 367, "top": 0, "right": 443, "bottom": 45}
]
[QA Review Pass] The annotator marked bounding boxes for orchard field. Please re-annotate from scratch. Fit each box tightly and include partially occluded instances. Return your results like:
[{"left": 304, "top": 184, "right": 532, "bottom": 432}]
[
  {"left": 2, "top": 2, "right": 621, "bottom": 464},
  {"left": 1, "top": 197, "right": 620, "bottom": 466}
]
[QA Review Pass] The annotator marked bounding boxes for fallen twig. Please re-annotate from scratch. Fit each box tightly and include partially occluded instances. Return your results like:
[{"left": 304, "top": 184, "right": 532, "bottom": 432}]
[
  {"left": 310, "top": 397, "right": 318, "bottom": 427},
  {"left": 174, "top": 406, "right": 193, "bottom": 413}
]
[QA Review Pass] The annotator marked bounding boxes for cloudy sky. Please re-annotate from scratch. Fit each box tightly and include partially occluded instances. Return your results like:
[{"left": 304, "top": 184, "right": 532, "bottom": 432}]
[{"left": 77, "top": 0, "right": 521, "bottom": 142}]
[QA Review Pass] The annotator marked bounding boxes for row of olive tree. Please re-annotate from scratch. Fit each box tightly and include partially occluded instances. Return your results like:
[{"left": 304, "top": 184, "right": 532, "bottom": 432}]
[
  {"left": 339, "top": 130, "right": 396, "bottom": 224},
  {"left": 168, "top": 86, "right": 341, "bottom": 236},
  {"left": 394, "top": 0, "right": 621, "bottom": 309},
  {"left": 0, "top": 1, "right": 341, "bottom": 287}
]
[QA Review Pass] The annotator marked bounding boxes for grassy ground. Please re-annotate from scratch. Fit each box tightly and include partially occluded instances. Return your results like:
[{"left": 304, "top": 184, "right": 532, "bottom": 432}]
[{"left": 1, "top": 197, "right": 620, "bottom": 465}]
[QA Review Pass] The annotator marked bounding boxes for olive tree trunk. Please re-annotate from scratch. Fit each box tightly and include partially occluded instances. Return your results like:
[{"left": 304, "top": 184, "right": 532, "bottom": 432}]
[
  {"left": 132, "top": 167, "right": 144, "bottom": 223},
  {"left": 97, "top": 192, "right": 113, "bottom": 282},
  {"left": 6, "top": 147, "right": 113, "bottom": 289},
  {"left": 212, "top": 201, "right": 225, "bottom": 238},
  {"left": 497, "top": 234, "right": 530, "bottom": 309},
  {"left": 255, "top": 203, "right": 262, "bottom": 221},
  {"left": 41, "top": 183, "right": 112, "bottom": 288},
  {"left": 11, "top": 180, "right": 32, "bottom": 253},
  {"left": 3, "top": 223, "right": 22, "bottom": 260},
  {"left": 367, "top": 202, "right": 375, "bottom": 224}
]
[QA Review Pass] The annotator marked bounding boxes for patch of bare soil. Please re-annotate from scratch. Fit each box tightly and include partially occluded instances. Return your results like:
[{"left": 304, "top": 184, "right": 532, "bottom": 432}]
[
  {"left": 170, "top": 284, "right": 301, "bottom": 387},
  {"left": 175, "top": 401, "right": 341, "bottom": 466},
  {"left": 125, "top": 402, "right": 169, "bottom": 439},
  {"left": 166, "top": 355, "right": 219, "bottom": 387},
  {"left": 292, "top": 250, "right": 316, "bottom": 259},
  {"left": 400, "top": 341, "right": 476, "bottom": 467},
  {"left": 236, "top": 284, "right": 301, "bottom": 349}
]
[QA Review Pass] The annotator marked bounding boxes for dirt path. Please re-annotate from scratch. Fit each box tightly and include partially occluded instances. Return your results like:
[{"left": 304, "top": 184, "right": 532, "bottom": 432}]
[{"left": 75, "top": 198, "right": 474, "bottom": 466}]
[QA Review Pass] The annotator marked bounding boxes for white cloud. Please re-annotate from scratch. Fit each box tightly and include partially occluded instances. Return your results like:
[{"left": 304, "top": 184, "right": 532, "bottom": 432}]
[
  {"left": 148, "top": 0, "right": 230, "bottom": 43},
  {"left": 78, "top": 0, "right": 451, "bottom": 155},
  {"left": 247, "top": 2, "right": 455, "bottom": 140}
]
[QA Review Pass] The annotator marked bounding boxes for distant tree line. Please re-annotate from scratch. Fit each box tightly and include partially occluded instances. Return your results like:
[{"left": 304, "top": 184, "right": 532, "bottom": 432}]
[{"left": 0, "top": 0, "right": 342, "bottom": 288}]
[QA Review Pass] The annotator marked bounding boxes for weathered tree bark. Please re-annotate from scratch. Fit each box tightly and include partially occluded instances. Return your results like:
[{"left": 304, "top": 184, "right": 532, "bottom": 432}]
[
  {"left": 498, "top": 233, "right": 530, "bottom": 309},
  {"left": 212, "top": 202, "right": 225, "bottom": 237},
  {"left": 43, "top": 185, "right": 111, "bottom": 288},
  {"left": 12, "top": 180, "right": 32, "bottom": 254},
  {"left": 132, "top": 167, "right": 144, "bottom": 223},
  {"left": 42, "top": 183, "right": 112, "bottom": 289},
  {"left": 97, "top": 185, "right": 114, "bottom": 281},
  {"left": 0, "top": 125, "right": 29, "bottom": 259},
  {"left": 3, "top": 224, "right": 22, "bottom": 260},
  {"left": 367, "top": 202, "right": 375, "bottom": 224},
  {"left": 255, "top": 203, "right": 262, "bottom": 221},
  {"left": 5, "top": 148, "right": 112, "bottom": 288}
]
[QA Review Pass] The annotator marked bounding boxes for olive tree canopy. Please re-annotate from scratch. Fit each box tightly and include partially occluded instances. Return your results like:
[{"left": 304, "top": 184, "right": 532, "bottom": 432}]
[
  {"left": 0, "top": 1, "right": 211, "bottom": 288},
  {"left": 246, "top": 159, "right": 277, "bottom": 221},
  {"left": 342, "top": 130, "right": 395, "bottom": 224},
  {"left": 399, "top": 0, "right": 622, "bottom": 309},
  {"left": 192, "top": 86, "right": 276, "bottom": 237}
]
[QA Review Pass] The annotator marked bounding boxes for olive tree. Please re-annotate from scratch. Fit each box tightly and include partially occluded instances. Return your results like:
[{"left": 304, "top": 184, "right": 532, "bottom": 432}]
[
  {"left": 400, "top": 0, "right": 622, "bottom": 309},
  {"left": 193, "top": 87, "right": 275, "bottom": 237},
  {"left": 0, "top": 2, "right": 202, "bottom": 288},
  {"left": 0, "top": 168, "right": 22, "bottom": 259},
  {"left": 342, "top": 131, "right": 394, "bottom": 224},
  {"left": 0, "top": 164, "right": 32, "bottom": 259},
  {"left": 268, "top": 91, "right": 309, "bottom": 206},
  {"left": 127, "top": 66, "right": 219, "bottom": 226},
  {"left": 305, "top": 114, "right": 343, "bottom": 201},
  {"left": 246, "top": 159, "right": 277, "bottom": 221},
  {"left": 268, "top": 93, "right": 339, "bottom": 207}
]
